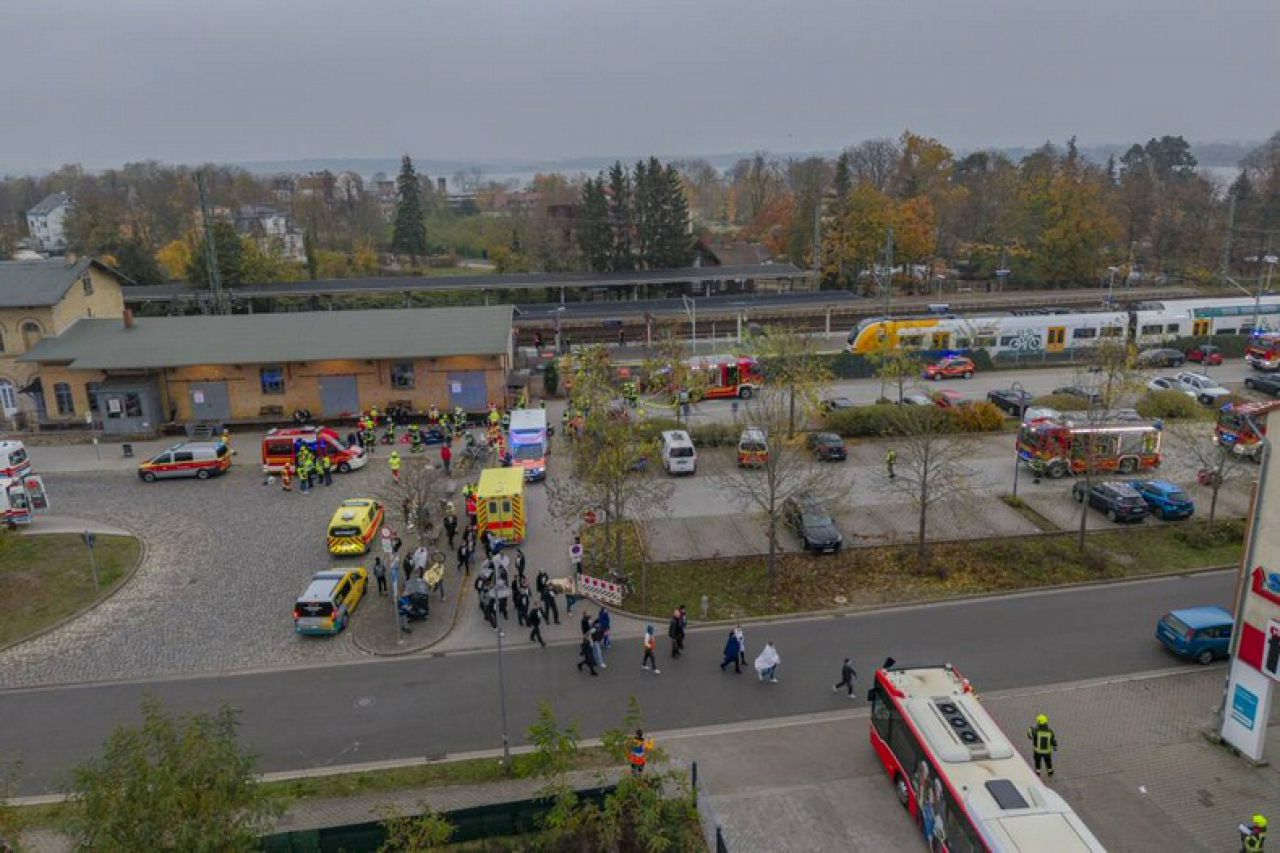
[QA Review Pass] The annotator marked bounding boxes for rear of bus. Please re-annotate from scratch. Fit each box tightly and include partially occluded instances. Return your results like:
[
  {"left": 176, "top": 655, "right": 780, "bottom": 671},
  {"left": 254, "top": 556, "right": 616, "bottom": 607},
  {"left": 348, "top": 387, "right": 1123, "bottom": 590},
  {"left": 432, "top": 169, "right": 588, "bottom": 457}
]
[{"left": 508, "top": 409, "right": 548, "bottom": 482}]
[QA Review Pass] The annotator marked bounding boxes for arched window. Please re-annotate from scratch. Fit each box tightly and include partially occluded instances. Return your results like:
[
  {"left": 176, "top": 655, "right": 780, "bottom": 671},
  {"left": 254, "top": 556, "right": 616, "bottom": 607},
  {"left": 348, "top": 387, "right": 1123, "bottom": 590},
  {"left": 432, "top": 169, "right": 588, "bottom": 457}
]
[
  {"left": 0, "top": 379, "right": 15, "bottom": 412},
  {"left": 21, "top": 321, "right": 42, "bottom": 351}
]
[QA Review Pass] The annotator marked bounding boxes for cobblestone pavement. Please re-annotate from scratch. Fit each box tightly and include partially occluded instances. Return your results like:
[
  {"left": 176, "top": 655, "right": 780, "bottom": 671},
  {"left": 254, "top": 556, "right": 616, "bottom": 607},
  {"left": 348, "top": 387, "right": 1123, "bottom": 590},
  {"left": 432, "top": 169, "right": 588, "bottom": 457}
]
[{"left": 0, "top": 456, "right": 394, "bottom": 687}]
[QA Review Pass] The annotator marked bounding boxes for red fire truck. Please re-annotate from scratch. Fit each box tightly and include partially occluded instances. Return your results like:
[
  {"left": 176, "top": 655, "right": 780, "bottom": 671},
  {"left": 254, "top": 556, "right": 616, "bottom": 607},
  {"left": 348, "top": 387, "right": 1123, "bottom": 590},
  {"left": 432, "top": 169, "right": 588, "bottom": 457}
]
[
  {"left": 869, "top": 663, "right": 1105, "bottom": 851},
  {"left": 1214, "top": 400, "right": 1280, "bottom": 460},
  {"left": 1016, "top": 417, "right": 1162, "bottom": 479},
  {"left": 1245, "top": 332, "right": 1280, "bottom": 372},
  {"left": 686, "top": 355, "right": 764, "bottom": 400},
  {"left": 261, "top": 426, "right": 367, "bottom": 474}
]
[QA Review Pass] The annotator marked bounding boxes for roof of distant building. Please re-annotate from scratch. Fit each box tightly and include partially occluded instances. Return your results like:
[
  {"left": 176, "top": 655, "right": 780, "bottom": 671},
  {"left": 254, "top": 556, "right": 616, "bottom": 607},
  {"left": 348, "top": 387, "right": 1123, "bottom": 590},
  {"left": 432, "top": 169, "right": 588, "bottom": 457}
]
[
  {"left": 702, "top": 241, "right": 774, "bottom": 267},
  {"left": 21, "top": 305, "right": 514, "bottom": 369},
  {"left": 27, "top": 192, "right": 72, "bottom": 216},
  {"left": 0, "top": 258, "right": 130, "bottom": 308}
]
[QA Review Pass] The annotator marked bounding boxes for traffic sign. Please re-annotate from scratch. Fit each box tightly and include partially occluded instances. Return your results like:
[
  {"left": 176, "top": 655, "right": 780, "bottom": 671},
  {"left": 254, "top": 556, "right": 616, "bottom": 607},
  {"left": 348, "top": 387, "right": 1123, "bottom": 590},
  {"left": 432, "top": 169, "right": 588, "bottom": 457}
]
[{"left": 584, "top": 510, "right": 598, "bottom": 525}]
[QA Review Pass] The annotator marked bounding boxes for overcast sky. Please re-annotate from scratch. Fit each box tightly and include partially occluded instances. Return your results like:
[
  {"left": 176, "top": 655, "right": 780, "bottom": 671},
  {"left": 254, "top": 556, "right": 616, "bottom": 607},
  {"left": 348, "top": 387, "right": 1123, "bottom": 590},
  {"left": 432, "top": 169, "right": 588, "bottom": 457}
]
[{"left": 3, "top": 0, "right": 1277, "bottom": 172}]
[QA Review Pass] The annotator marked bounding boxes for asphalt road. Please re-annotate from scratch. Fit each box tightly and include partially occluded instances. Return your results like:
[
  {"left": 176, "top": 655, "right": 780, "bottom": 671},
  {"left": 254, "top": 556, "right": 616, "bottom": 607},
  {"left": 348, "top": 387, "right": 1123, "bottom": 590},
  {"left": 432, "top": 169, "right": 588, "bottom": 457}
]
[{"left": 0, "top": 568, "right": 1233, "bottom": 795}]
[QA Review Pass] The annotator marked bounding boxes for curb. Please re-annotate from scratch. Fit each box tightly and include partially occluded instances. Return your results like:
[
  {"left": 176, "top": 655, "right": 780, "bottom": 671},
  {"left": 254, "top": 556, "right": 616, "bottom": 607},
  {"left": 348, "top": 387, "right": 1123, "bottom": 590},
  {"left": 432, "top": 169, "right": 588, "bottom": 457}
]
[
  {"left": 0, "top": 529, "right": 148, "bottom": 656},
  {"left": 350, "top": 571, "right": 468, "bottom": 659},
  {"left": 604, "top": 562, "right": 1239, "bottom": 630}
]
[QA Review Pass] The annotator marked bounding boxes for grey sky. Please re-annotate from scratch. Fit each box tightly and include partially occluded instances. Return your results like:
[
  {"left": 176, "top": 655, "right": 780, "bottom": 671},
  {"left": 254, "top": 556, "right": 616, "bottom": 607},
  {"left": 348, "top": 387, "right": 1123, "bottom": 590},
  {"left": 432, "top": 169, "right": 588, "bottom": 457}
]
[{"left": 3, "top": 0, "right": 1277, "bottom": 172}]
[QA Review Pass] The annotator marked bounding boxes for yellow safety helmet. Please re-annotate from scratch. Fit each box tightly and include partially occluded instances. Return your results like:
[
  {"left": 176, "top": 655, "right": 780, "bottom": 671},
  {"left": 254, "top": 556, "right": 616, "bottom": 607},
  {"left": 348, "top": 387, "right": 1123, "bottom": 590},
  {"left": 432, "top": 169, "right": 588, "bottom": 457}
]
[
  {"left": 1255, "top": 814, "right": 1268, "bottom": 828},
  {"left": 1036, "top": 714, "right": 1049, "bottom": 726}
]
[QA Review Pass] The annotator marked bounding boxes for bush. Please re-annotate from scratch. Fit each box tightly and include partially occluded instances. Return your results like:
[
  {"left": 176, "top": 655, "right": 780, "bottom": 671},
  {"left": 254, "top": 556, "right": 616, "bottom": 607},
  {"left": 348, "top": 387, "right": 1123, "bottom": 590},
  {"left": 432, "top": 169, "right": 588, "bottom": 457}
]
[
  {"left": 1135, "top": 390, "right": 1204, "bottom": 420},
  {"left": 824, "top": 404, "right": 908, "bottom": 437},
  {"left": 954, "top": 401, "right": 1005, "bottom": 432},
  {"left": 1030, "top": 393, "right": 1089, "bottom": 411},
  {"left": 635, "top": 417, "right": 681, "bottom": 442},
  {"left": 968, "top": 348, "right": 996, "bottom": 371},
  {"left": 689, "top": 422, "right": 738, "bottom": 447}
]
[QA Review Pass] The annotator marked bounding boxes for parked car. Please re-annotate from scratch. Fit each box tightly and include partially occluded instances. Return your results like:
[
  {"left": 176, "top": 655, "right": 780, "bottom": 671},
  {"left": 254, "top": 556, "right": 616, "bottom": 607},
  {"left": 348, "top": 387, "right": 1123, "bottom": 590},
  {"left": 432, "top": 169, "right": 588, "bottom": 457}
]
[
  {"left": 806, "top": 432, "right": 848, "bottom": 461},
  {"left": 1186, "top": 344, "right": 1224, "bottom": 366},
  {"left": 1022, "top": 406, "right": 1061, "bottom": 423},
  {"left": 819, "top": 396, "right": 855, "bottom": 414},
  {"left": 1244, "top": 373, "right": 1280, "bottom": 397},
  {"left": 1052, "top": 386, "right": 1103, "bottom": 405},
  {"left": 1137, "top": 347, "right": 1186, "bottom": 368},
  {"left": 1071, "top": 480, "right": 1150, "bottom": 523},
  {"left": 783, "top": 493, "right": 843, "bottom": 553},
  {"left": 900, "top": 393, "right": 934, "bottom": 406},
  {"left": 1156, "top": 606, "right": 1233, "bottom": 665},
  {"left": 987, "top": 387, "right": 1033, "bottom": 417},
  {"left": 1174, "top": 371, "right": 1232, "bottom": 406},
  {"left": 1146, "top": 376, "right": 1198, "bottom": 398},
  {"left": 1130, "top": 479, "right": 1196, "bottom": 520},
  {"left": 293, "top": 567, "right": 369, "bottom": 636},
  {"left": 922, "top": 356, "right": 975, "bottom": 381}
]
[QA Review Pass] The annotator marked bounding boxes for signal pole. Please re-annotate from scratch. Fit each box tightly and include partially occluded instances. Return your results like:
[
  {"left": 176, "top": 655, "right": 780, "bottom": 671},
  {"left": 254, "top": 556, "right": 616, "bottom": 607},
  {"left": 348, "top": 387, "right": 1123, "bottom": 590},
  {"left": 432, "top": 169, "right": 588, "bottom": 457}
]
[{"left": 195, "top": 171, "right": 227, "bottom": 315}]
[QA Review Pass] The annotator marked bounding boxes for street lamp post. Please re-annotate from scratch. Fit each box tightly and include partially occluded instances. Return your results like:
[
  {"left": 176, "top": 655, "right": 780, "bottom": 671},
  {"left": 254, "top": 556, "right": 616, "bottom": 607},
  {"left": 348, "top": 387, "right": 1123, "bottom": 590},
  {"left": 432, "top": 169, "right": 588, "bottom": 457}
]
[
  {"left": 495, "top": 618, "right": 512, "bottom": 770},
  {"left": 554, "top": 306, "right": 566, "bottom": 355},
  {"left": 1105, "top": 266, "right": 1119, "bottom": 306},
  {"left": 682, "top": 295, "right": 697, "bottom": 353}
]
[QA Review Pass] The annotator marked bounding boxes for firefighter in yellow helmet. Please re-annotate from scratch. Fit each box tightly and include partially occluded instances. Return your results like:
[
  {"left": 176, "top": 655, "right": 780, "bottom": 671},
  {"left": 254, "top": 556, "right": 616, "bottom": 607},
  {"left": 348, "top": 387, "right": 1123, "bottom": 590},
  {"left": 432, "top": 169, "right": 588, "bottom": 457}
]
[
  {"left": 1027, "top": 714, "right": 1057, "bottom": 777},
  {"left": 388, "top": 451, "right": 402, "bottom": 484},
  {"left": 1241, "top": 813, "right": 1267, "bottom": 852}
]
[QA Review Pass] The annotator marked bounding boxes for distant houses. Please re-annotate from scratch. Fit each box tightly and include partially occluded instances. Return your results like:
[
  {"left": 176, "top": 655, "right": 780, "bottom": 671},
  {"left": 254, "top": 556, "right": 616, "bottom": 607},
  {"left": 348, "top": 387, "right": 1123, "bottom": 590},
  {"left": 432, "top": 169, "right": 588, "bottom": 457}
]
[
  {"left": 234, "top": 204, "right": 306, "bottom": 262},
  {"left": 25, "top": 192, "right": 73, "bottom": 254}
]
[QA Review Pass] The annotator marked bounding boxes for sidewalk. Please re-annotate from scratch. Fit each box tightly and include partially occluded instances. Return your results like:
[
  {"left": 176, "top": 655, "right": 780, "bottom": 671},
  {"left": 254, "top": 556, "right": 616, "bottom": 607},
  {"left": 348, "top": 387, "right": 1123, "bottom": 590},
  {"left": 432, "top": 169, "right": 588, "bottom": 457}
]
[{"left": 665, "top": 667, "right": 1280, "bottom": 853}]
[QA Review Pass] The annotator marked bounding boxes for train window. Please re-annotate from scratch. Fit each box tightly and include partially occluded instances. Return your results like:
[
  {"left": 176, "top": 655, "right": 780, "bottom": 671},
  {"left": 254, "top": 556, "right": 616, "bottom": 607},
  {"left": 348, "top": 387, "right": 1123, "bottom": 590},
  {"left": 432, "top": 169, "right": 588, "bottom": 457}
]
[
  {"left": 1141, "top": 324, "right": 1163, "bottom": 335},
  {"left": 1165, "top": 324, "right": 1181, "bottom": 334},
  {"left": 956, "top": 337, "right": 971, "bottom": 348},
  {"left": 899, "top": 335, "right": 924, "bottom": 349},
  {"left": 1101, "top": 327, "right": 1123, "bottom": 338},
  {"left": 1072, "top": 328, "right": 1098, "bottom": 339},
  {"left": 974, "top": 336, "right": 996, "bottom": 348},
  {"left": 1219, "top": 328, "right": 1237, "bottom": 336}
]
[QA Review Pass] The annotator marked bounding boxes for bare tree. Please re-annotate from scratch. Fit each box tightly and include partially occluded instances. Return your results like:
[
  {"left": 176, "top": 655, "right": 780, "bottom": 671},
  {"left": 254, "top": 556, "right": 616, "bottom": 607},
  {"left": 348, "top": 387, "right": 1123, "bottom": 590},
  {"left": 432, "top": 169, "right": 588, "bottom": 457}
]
[
  {"left": 846, "top": 138, "right": 900, "bottom": 192},
  {"left": 886, "top": 406, "right": 975, "bottom": 575},
  {"left": 1168, "top": 421, "right": 1249, "bottom": 528},
  {"left": 375, "top": 455, "right": 453, "bottom": 552},
  {"left": 867, "top": 337, "right": 920, "bottom": 403},
  {"left": 712, "top": 385, "right": 844, "bottom": 586},
  {"left": 746, "top": 325, "right": 832, "bottom": 439}
]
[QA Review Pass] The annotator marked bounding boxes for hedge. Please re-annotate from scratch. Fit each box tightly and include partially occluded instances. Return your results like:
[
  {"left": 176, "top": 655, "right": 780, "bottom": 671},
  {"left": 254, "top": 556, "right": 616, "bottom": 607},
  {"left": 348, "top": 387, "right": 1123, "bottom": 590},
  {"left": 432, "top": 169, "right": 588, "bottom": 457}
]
[
  {"left": 822, "top": 400, "right": 1006, "bottom": 437},
  {"left": 1134, "top": 390, "right": 1206, "bottom": 421},
  {"left": 1029, "top": 393, "right": 1089, "bottom": 411}
]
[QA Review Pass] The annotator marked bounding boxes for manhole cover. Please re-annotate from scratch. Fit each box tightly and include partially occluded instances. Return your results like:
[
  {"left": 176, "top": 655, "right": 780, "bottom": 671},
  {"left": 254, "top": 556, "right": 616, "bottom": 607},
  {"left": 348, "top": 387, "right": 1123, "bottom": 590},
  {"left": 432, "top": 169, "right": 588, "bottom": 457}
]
[{"left": 354, "top": 696, "right": 376, "bottom": 709}]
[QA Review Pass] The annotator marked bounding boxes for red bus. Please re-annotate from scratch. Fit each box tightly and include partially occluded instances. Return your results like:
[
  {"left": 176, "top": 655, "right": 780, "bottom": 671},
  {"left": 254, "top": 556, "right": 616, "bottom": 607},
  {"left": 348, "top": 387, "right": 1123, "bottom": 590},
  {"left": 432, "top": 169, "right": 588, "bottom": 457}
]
[
  {"left": 1245, "top": 332, "right": 1280, "bottom": 372},
  {"left": 686, "top": 355, "right": 764, "bottom": 400},
  {"left": 1016, "top": 418, "right": 1161, "bottom": 479},
  {"left": 869, "top": 664, "right": 1105, "bottom": 852}
]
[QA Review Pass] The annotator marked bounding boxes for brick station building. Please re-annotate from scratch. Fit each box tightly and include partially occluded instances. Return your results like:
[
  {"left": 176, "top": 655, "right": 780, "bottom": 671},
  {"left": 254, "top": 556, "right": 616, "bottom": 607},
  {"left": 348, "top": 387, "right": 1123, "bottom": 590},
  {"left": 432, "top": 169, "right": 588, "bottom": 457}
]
[{"left": 20, "top": 305, "right": 514, "bottom": 434}]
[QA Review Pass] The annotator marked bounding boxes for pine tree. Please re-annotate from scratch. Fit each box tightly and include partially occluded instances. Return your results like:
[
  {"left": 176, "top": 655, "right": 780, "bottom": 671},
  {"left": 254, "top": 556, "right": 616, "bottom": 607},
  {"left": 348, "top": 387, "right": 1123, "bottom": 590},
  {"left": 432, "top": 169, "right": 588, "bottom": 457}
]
[
  {"left": 656, "top": 163, "right": 692, "bottom": 267},
  {"left": 632, "top": 159, "right": 655, "bottom": 268},
  {"left": 391, "top": 154, "right": 428, "bottom": 258},
  {"left": 577, "top": 176, "right": 612, "bottom": 272},
  {"left": 607, "top": 162, "right": 635, "bottom": 271},
  {"left": 834, "top": 152, "right": 852, "bottom": 200}
]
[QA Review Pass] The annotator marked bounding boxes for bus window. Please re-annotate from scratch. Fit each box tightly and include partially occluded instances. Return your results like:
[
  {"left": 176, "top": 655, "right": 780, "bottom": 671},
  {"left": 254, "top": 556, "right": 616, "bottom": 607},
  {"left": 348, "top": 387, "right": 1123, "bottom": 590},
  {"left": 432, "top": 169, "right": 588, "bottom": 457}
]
[
  {"left": 870, "top": 689, "right": 892, "bottom": 739},
  {"left": 888, "top": 708, "right": 923, "bottom": 775}
]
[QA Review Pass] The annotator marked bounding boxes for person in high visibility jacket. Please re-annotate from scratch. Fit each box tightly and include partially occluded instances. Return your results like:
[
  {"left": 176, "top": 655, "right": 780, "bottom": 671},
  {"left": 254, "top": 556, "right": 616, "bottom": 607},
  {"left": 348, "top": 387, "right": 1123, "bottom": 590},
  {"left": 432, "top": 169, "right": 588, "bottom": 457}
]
[
  {"left": 428, "top": 405, "right": 440, "bottom": 426},
  {"left": 281, "top": 463, "right": 294, "bottom": 492},
  {"left": 488, "top": 405, "right": 501, "bottom": 427},
  {"left": 1241, "top": 814, "right": 1268, "bottom": 852},
  {"left": 409, "top": 423, "right": 423, "bottom": 453},
  {"left": 1027, "top": 714, "right": 1057, "bottom": 777},
  {"left": 388, "top": 451, "right": 402, "bottom": 483},
  {"left": 886, "top": 448, "right": 897, "bottom": 479},
  {"left": 628, "top": 729, "right": 654, "bottom": 776}
]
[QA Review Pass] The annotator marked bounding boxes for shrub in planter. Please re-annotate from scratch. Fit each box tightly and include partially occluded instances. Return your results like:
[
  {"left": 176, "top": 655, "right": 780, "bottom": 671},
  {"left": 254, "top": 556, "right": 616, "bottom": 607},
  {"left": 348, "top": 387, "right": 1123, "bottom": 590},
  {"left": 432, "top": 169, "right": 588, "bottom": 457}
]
[{"left": 954, "top": 401, "right": 1006, "bottom": 432}]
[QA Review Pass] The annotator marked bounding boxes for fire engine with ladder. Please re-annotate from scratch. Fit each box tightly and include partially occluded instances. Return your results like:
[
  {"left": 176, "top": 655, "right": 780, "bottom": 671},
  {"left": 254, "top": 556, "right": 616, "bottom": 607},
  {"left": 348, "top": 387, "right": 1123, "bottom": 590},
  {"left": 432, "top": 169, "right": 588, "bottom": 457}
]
[{"left": 1215, "top": 399, "right": 1280, "bottom": 461}]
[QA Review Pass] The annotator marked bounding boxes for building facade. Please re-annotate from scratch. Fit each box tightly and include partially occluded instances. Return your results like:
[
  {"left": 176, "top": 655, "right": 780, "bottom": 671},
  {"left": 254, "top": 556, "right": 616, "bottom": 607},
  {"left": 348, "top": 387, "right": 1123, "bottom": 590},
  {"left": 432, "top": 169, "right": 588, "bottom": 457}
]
[
  {"left": 25, "top": 192, "right": 73, "bottom": 254},
  {"left": 0, "top": 258, "right": 127, "bottom": 422},
  {"left": 22, "top": 306, "right": 514, "bottom": 435}
]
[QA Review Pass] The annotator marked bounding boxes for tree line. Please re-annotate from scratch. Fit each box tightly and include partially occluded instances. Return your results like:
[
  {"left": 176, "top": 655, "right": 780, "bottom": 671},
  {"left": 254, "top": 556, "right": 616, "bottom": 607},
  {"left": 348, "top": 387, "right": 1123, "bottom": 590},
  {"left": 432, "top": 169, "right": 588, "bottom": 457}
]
[{"left": 2, "top": 129, "right": 1277, "bottom": 289}]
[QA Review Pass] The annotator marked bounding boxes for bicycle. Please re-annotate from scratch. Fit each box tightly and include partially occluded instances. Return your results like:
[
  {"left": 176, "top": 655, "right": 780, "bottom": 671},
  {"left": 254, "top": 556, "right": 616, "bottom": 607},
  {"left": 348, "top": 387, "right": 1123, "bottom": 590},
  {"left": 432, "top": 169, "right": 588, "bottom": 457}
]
[{"left": 607, "top": 568, "right": 635, "bottom": 597}]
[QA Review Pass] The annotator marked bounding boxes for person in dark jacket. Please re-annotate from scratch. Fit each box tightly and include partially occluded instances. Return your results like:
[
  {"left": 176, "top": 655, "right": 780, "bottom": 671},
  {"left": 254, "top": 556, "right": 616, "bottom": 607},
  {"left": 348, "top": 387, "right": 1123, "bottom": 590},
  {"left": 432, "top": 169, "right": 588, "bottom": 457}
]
[
  {"left": 540, "top": 585, "right": 560, "bottom": 625},
  {"left": 720, "top": 630, "right": 742, "bottom": 673},
  {"left": 527, "top": 607, "right": 546, "bottom": 647},
  {"left": 833, "top": 657, "right": 857, "bottom": 698},
  {"left": 668, "top": 607, "right": 686, "bottom": 658},
  {"left": 577, "top": 636, "right": 598, "bottom": 675}
]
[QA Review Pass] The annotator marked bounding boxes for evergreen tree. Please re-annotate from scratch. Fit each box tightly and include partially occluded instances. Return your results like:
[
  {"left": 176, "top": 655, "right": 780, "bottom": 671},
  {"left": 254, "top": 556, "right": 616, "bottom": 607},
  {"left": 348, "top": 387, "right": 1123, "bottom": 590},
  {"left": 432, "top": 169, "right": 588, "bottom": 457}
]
[
  {"left": 632, "top": 159, "right": 656, "bottom": 268},
  {"left": 656, "top": 163, "right": 692, "bottom": 267},
  {"left": 187, "top": 220, "right": 245, "bottom": 286},
  {"left": 106, "top": 238, "right": 166, "bottom": 286},
  {"left": 577, "top": 176, "right": 612, "bottom": 272},
  {"left": 606, "top": 162, "right": 634, "bottom": 271},
  {"left": 833, "top": 151, "right": 852, "bottom": 200},
  {"left": 391, "top": 154, "right": 428, "bottom": 258}
]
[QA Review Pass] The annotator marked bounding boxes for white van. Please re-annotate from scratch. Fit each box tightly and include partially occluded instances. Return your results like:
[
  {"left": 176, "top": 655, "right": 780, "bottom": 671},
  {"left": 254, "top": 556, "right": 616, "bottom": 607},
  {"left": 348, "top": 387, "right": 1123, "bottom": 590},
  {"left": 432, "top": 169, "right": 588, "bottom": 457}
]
[{"left": 660, "top": 430, "right": 697, "bottom": 475}]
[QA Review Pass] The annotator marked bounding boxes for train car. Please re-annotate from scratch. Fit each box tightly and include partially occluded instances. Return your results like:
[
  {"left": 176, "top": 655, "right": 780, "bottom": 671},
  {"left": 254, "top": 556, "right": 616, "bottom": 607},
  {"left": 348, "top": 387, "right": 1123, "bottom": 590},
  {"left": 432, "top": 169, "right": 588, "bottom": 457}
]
[{"left": 1131, "top": 295, "right": 1280, "bottom": 345}]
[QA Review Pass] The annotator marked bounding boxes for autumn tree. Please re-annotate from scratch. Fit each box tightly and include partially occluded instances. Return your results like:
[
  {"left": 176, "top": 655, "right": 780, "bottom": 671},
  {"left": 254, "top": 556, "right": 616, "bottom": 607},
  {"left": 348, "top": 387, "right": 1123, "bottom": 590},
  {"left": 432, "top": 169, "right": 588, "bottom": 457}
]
[
  {"left": 391, "top": 154, "right": 428, "bottom": 258},
  {"left": 846, "top": 138, "right": 900, "bottom": 192},
  {"left": 886, "top": 406, "right": 975, "bottom": 575},
  {"left": 823, "top": 182, "right": 893, "bottom": 289},
  {"left": 748, "top": 325, "right": 832, "bottom": 438},
  {"left": 867, "top": 336, "right": 920, "bottom": 403},
  {"left": 1168, "top": 422, "right": 1247, "bottom": 528}
]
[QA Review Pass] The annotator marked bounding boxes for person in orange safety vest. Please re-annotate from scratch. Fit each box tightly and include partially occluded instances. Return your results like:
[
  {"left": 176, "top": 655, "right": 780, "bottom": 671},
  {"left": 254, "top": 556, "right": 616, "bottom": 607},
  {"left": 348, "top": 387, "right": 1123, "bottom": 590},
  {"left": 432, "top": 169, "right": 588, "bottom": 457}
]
[{"left": 628, "top": 729, "right": 654, "bottom": 776}]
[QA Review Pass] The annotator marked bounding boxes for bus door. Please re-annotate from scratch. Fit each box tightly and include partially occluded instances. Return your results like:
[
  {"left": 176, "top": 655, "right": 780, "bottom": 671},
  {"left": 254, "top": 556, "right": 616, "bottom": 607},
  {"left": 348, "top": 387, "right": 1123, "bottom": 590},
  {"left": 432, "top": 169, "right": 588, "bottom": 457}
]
[{"left": 1046, "top": 327, "right": 1066, "bottom": 353}]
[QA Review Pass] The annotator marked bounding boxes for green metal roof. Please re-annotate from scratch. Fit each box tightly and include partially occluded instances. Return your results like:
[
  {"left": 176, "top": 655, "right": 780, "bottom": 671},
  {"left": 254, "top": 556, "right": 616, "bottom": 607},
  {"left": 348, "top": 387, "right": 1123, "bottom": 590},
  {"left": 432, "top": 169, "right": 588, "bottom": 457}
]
[{"left": 21, "top": 305, "right": 514, "bottom": 369}]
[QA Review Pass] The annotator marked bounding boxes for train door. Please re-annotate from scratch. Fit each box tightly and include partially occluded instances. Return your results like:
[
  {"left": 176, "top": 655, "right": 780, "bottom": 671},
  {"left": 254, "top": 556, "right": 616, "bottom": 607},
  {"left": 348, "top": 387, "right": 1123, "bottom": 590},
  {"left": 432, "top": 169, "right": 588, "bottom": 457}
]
[
  {"left": 931, "top": 331, "right": 950, "bottom": 351},
  {"left": 1193, "top": 319, "right": 1211, "bottom": 338},
  {"left": 1046, "top": 327, "right": 1066, "bottom": 354}
]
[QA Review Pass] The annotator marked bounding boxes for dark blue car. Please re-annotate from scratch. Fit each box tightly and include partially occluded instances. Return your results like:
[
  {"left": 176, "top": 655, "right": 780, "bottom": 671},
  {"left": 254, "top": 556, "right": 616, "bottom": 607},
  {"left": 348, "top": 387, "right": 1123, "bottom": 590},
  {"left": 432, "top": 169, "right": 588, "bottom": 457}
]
[
  {"left": 1131, "top": 480, "right": 1195, "bottom": 520},
  {"left": 1156, "top": 606, "right": 1233, "bottom": 665}
]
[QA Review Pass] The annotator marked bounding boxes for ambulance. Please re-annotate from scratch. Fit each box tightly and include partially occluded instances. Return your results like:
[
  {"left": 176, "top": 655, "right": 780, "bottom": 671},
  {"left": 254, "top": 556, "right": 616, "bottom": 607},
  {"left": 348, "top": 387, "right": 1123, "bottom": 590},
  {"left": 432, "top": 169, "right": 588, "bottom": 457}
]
[
  {"left": 0, "top": 441, "right": 31, "bottom": 478},
  {"left": 476, "top": 467, "right": 526, "bottom": 544},
  {"left": 262, "top": 426, "right": 366, "bottom": 474},
  {"left": 507, "top": 409, "right": 549, "bottom": 482},
  {"left": 1, "top": 474, "right": 49, "bottom": 527}
]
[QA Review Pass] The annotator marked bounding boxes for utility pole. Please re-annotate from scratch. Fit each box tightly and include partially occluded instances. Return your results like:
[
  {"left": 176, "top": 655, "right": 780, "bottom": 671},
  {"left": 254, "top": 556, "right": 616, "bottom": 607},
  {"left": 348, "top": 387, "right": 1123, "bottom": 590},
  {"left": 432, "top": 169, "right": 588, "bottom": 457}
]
[
  {"left": 1220, "top": 189, "right": 1237, "bottom": 279},
  {"left": 195, "top": 171, "right": 227, "bottom": 315},
  {"left": 882, "top": 228, "right": 895, "bottom": 320},
  {"left": 812, "top": 191, "right": 822, "bottom": 289}
]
